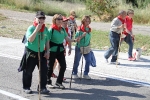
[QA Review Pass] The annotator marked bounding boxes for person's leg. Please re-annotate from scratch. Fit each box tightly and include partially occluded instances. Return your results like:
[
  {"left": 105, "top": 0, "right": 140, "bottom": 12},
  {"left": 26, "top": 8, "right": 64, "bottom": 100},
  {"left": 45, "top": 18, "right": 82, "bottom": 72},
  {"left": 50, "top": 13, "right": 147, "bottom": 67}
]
[
  {"left": 110, "top": 32, "right": 120, "bottom": 62},
  {"left": 47, "top": 52, "right": 56, "bottom": 84},
  {"left": 124, "top": 34, "right": 133, "bottom": 58},
  {"left": 111, "top": 40, "right": 119, "bottom": 62},
  {"left": 83, "top": 53, "right": 91, "bottom": 75},
  {"left": 23, "top": 53, "right": 37, "bottom": 90},
  {"left": 37, "top": 53, "right": 48, "bottom": 90},
  {"left": 56, "top": 51, "right": 66, "bottom": 84},
  {"left": 71, "top": 31, "right": 74, "bottom": 39},
  {"left": 104, "top": 31, "right": 118, "bottom": 60},
  {"left": 72, "top": 46, "right": 82, "bottom": 75},
  {"left": 51, "top": 59, "right": 58, "bottom": 78}
]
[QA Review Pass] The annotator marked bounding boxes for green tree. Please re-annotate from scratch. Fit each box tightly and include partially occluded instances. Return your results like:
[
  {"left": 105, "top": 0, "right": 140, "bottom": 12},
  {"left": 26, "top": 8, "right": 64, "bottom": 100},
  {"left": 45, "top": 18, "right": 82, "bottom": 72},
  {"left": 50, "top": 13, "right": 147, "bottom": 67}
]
[{"left": 86, "top": 0, "right": 118, "bottom": 21}]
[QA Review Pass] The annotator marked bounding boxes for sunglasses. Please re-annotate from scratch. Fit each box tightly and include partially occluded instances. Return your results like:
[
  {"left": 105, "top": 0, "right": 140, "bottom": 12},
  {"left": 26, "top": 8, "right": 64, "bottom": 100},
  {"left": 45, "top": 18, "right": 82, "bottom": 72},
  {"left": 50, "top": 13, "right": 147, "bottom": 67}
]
[
  {"left": 56, "top": 18, "right": 63, "bottom": 20},
  {"left": 38, "top": 17, "right": 46, "bottom": 20}
]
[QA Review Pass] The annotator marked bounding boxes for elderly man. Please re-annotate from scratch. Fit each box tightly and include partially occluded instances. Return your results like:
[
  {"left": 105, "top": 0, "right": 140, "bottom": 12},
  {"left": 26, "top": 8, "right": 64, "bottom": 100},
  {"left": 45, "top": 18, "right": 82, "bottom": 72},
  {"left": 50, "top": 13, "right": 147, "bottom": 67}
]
[{"left": 104, "top": 10, "right": 127, "bottom": 65}]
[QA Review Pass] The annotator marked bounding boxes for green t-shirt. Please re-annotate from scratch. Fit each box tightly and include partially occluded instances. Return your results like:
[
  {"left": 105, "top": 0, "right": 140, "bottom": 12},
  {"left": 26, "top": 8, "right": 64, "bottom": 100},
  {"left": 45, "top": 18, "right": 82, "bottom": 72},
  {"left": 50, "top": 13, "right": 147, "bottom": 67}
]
[
  {"left": 75, "top": 28, "right": 91, "bottom": 48},
  {"left": 48, "top": 28, "right": 67, "bottom": 52},
  {"left": 25, "top": 25, "right": 49, "bottom": 52}
]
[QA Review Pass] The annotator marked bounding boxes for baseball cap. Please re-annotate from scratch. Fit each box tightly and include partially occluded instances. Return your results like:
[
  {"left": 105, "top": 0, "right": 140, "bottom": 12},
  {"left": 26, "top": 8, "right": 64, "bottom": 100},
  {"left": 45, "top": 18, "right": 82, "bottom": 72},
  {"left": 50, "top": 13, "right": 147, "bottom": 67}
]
[
  {"left": 62, "top": 16, "right": 69, "bottom": 22},
  {"left": 36, "top": 11, "right": 45, "bottom": 18}
]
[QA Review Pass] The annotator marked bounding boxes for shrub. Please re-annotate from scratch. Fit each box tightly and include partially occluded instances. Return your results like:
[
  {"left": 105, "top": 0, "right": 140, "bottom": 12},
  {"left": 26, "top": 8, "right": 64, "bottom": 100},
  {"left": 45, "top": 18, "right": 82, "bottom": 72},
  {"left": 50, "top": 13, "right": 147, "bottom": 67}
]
[{"left": 86, "top": 0, "right": 118, "bottom": 21}]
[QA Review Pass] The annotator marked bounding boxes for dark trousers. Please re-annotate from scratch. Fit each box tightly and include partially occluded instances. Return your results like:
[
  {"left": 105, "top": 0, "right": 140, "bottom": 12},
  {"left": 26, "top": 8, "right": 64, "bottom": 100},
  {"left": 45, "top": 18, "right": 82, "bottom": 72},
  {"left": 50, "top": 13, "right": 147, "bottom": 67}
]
[
  {"left": 104, "top": 31, "right": 120, "bottom": 62},
  {"left": 47, "top": 51, "right": 66, "bottom": 84},
  {"left": 71, "top": 31, "right": 74, "bottom": 39},
  {"left": 23, "top": 51, "right": 47, "bottom": 89}
]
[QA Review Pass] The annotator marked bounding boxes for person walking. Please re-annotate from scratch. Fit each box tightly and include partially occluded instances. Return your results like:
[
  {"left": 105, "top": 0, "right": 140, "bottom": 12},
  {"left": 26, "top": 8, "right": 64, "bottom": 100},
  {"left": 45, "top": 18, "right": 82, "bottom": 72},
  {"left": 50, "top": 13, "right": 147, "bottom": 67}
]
[
  {"left": 46, "top": 14, "right": 79, "bottom": 89},
  {"left": 72, "top": 15, "right": 92, "bottom": 80},
  {"left": 123, "top": 9, "right": 135, "bottom": 61},
  {"left": 104, "top": 10, "right": 127, "bottom": 65},
  {"left": 19, "top": 11, "right": 49, "bottom": 94},
  {"left": 51, "top": 16, "right": 72, "bottom": 81}
]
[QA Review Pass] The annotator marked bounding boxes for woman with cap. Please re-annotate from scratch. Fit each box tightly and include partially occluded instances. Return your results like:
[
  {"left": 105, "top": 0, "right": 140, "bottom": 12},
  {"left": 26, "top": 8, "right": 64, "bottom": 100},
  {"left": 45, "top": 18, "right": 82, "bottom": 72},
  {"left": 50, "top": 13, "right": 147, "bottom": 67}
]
[
  {"left": 47, "top": 14, "right": 79, "bottom": 89},
  {"left": 19, "top": 11, "right": 49, "bottom": 94},
  {"left": 72, "top": 15, "right": 92, "bottom": 80}
]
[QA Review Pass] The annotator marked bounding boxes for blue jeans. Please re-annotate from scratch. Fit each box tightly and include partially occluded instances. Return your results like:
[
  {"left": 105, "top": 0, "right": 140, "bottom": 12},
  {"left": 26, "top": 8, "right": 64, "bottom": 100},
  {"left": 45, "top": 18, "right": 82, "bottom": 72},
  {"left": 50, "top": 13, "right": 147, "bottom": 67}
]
[
  {"left": 124, "top": 34, "right": 133, "bottom": 58},
  {"left": 104, "top": 31, "right": 120, "bottom": 62},
  {"left": 72, "top": 46, "right": 91, "bottom": 75}
]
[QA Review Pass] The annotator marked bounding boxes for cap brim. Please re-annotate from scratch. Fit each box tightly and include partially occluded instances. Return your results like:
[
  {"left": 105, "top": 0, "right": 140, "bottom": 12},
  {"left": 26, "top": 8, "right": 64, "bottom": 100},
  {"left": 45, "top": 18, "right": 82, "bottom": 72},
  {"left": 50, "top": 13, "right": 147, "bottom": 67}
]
[{"left": 36, "top": 15, "right": 45, "bottom": 18}]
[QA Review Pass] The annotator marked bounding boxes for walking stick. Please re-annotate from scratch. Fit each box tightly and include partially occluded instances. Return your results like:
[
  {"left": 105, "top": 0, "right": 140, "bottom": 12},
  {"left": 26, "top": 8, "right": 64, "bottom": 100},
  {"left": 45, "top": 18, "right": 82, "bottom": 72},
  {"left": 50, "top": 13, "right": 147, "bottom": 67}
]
[
  {"left": 69, "top": 32, "right": 84, "bottom": 88},
  {"left": 116, "top": 31, "right": 122, "bottom": 67},
  {"left": 80, "top": 55, "right": 84, "bottom": 80},
  {"left": 38, "top": 33, "right": 41, "bottom": 100}
]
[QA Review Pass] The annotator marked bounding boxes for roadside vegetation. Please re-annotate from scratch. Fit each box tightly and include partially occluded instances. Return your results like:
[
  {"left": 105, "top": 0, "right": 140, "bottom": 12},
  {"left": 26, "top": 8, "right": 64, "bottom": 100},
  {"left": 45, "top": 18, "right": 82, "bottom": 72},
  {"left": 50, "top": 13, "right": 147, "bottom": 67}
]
[
  {"left": 0, "top": 14, "right": 150, "bottom": 55},
  {"left": 0, "top": 0, "right": 150, "bottom": 55},
  {"left": 0, "top": 0, "right": 150, "bottom": 24}
]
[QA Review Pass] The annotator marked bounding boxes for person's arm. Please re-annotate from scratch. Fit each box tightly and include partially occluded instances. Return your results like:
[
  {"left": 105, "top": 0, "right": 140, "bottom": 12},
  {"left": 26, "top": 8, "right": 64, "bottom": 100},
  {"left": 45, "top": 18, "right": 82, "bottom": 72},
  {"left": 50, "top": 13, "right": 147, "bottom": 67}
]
[
  {"left": 111, "top": 18, "right": 124, "bottom": 31},
  {"left": 68, "top": 40, "right": 72, "bottom": 55},
  {"left": 28, "top": 23, "right": 43, "bottom": 42},
  {"left": 65, "top": 36, "right": 76, "bottom": 42},
  {"left": 44, "top": 40, "right": 50, "bottom": 59}
]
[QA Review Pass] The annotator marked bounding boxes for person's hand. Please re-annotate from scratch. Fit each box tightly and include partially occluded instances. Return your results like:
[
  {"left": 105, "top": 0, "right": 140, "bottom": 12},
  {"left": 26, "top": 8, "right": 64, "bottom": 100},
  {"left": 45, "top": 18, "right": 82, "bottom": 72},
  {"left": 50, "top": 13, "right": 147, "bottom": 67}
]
[
  {"left": 119, "top": 24, "right": 124, "bottom": 29},
  {"left": 131, "top": 34, "right": 135, "bottom": 37},
  {"left": 68, "top": 49, "right": 71, "bottom": 56},
  {"left": 35, "top": 21, "right": 43, "bottom": 32},
  {"left": 44, "top": 51, "right": 49, "bottom": 59},
  {"left": 82, "top": 32, "right": 87, "bottom": 37},
  {"left": 76, "top": 37, "right": 81, "bottom": 42}
]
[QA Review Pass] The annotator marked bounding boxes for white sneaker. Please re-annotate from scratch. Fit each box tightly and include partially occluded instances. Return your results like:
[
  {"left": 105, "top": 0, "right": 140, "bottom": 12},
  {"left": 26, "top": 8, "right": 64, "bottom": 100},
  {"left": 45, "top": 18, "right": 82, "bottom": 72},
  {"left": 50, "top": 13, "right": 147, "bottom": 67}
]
[
  {"left": 47, "top": 84, "right": 55, "bottom": 89},
  {"left": 110, "top": 61, "right": 120, "bottom": 65},
  {"left": 72, "top": 75, "right": 79, "bottom": 79},
  {"left": 83, "top": 75, "right": 91, "bottom": 80},
  {"left": 105, "top": 58, "right": 108, "bottom": 63}
]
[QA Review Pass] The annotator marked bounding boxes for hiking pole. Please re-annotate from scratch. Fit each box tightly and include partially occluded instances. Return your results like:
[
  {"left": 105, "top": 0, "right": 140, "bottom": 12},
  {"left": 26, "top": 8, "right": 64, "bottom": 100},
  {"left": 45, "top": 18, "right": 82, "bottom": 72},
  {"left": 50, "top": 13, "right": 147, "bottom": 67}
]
[
  {"left": 69, "top": 67, "right": 73, "bottom": 88},
  {"left": 38, "top": 33, "right": 41, "bottom": 100},
  {"left": 80, "top": 49, "right": 84, "bottom": 81},
  {"left": 116, "top": 31, "right": 122, "bottom": 67}
]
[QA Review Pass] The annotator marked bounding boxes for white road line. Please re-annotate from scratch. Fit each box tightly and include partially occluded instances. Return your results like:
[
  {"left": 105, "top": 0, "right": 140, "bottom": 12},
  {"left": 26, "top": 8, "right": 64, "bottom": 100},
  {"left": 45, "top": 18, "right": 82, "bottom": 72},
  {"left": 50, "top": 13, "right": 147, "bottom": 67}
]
[
  {"left": 0, "top": 89, "right": 29, "bottom": 100},
  {"left": 0, "top": 53, "right": 21, "bottom": 60},
  {"left": 0, "top": 41, "right": 21, "bottom": 46}
]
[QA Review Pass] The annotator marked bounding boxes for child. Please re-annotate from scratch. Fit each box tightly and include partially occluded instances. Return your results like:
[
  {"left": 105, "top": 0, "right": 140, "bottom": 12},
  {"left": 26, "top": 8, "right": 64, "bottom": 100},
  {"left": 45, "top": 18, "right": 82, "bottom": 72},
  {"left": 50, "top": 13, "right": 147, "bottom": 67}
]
[
  {"left": 123, "top": 9, "right": 135, "bottom": 61},
  {"left": 68, "top": 10, "right": 77, "bottom": 39}
]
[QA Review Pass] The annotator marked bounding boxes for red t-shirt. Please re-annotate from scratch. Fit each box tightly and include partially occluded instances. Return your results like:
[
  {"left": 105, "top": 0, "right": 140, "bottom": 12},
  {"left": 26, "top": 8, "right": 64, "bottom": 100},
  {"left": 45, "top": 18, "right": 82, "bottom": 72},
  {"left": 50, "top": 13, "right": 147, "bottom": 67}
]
[
  {"left": 123, "top": 16, "right": 133, "bottom": 35},
  {"left": 125, "top": 16, "right": 133, "bottom": 32}
]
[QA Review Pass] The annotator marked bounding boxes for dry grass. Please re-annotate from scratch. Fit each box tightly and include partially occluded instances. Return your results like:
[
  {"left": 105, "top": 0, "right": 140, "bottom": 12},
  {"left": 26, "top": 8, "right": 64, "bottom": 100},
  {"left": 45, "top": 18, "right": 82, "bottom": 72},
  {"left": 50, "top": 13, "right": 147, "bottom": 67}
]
[
  {"left": 0, "top": 18, "right": 31, "bottom": 39},
  {"left": 0, "top": 13, "right": 7, "bottom": 21}
]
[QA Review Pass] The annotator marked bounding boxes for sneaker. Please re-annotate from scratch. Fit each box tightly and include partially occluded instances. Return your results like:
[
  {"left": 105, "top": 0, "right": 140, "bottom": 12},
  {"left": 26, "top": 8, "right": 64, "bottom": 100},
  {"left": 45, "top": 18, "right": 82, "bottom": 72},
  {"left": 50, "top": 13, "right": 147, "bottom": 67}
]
[
  {"left": 55, "top": 83, "right": 65, "bottom": 89},
  {"left": 72, "top": 75, "right": 79, "bottom": 79},
  {"left": 128, "top": 57, "right": 136, "bottom": 61},
  {"left": 47, "top": 84, "right": 55, "bottom": 89},
  {"left": 51, "top": 73, "right": 57, "bottom": 78},
  {"left": 105, "top": 58, "right": 108, "bottom": 63},
  {"left": 110, "top": 61, "right": 120, "bottom": 65},
  {"left": 23, "top": 88, "right": 32, "bottom": 94},
  {"left": 47, "top": 80, "right": 55, "bottom": 89},
  {"left": 83, "top": 75, "right": 91, "bottom": 80},
  {"left": 38, "top": 88, "right": 49, "bottom": 94}
]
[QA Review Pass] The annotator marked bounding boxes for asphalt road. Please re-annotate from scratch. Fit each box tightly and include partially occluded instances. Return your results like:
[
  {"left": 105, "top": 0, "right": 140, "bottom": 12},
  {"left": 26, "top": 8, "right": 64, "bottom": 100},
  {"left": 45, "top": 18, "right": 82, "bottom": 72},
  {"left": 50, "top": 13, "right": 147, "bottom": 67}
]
[
  {"left": 0, "top": 56, "right": 150, "bottom": 100},
  {"left": 0, "top": 37, "right": 150, "bottom": 100}
]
